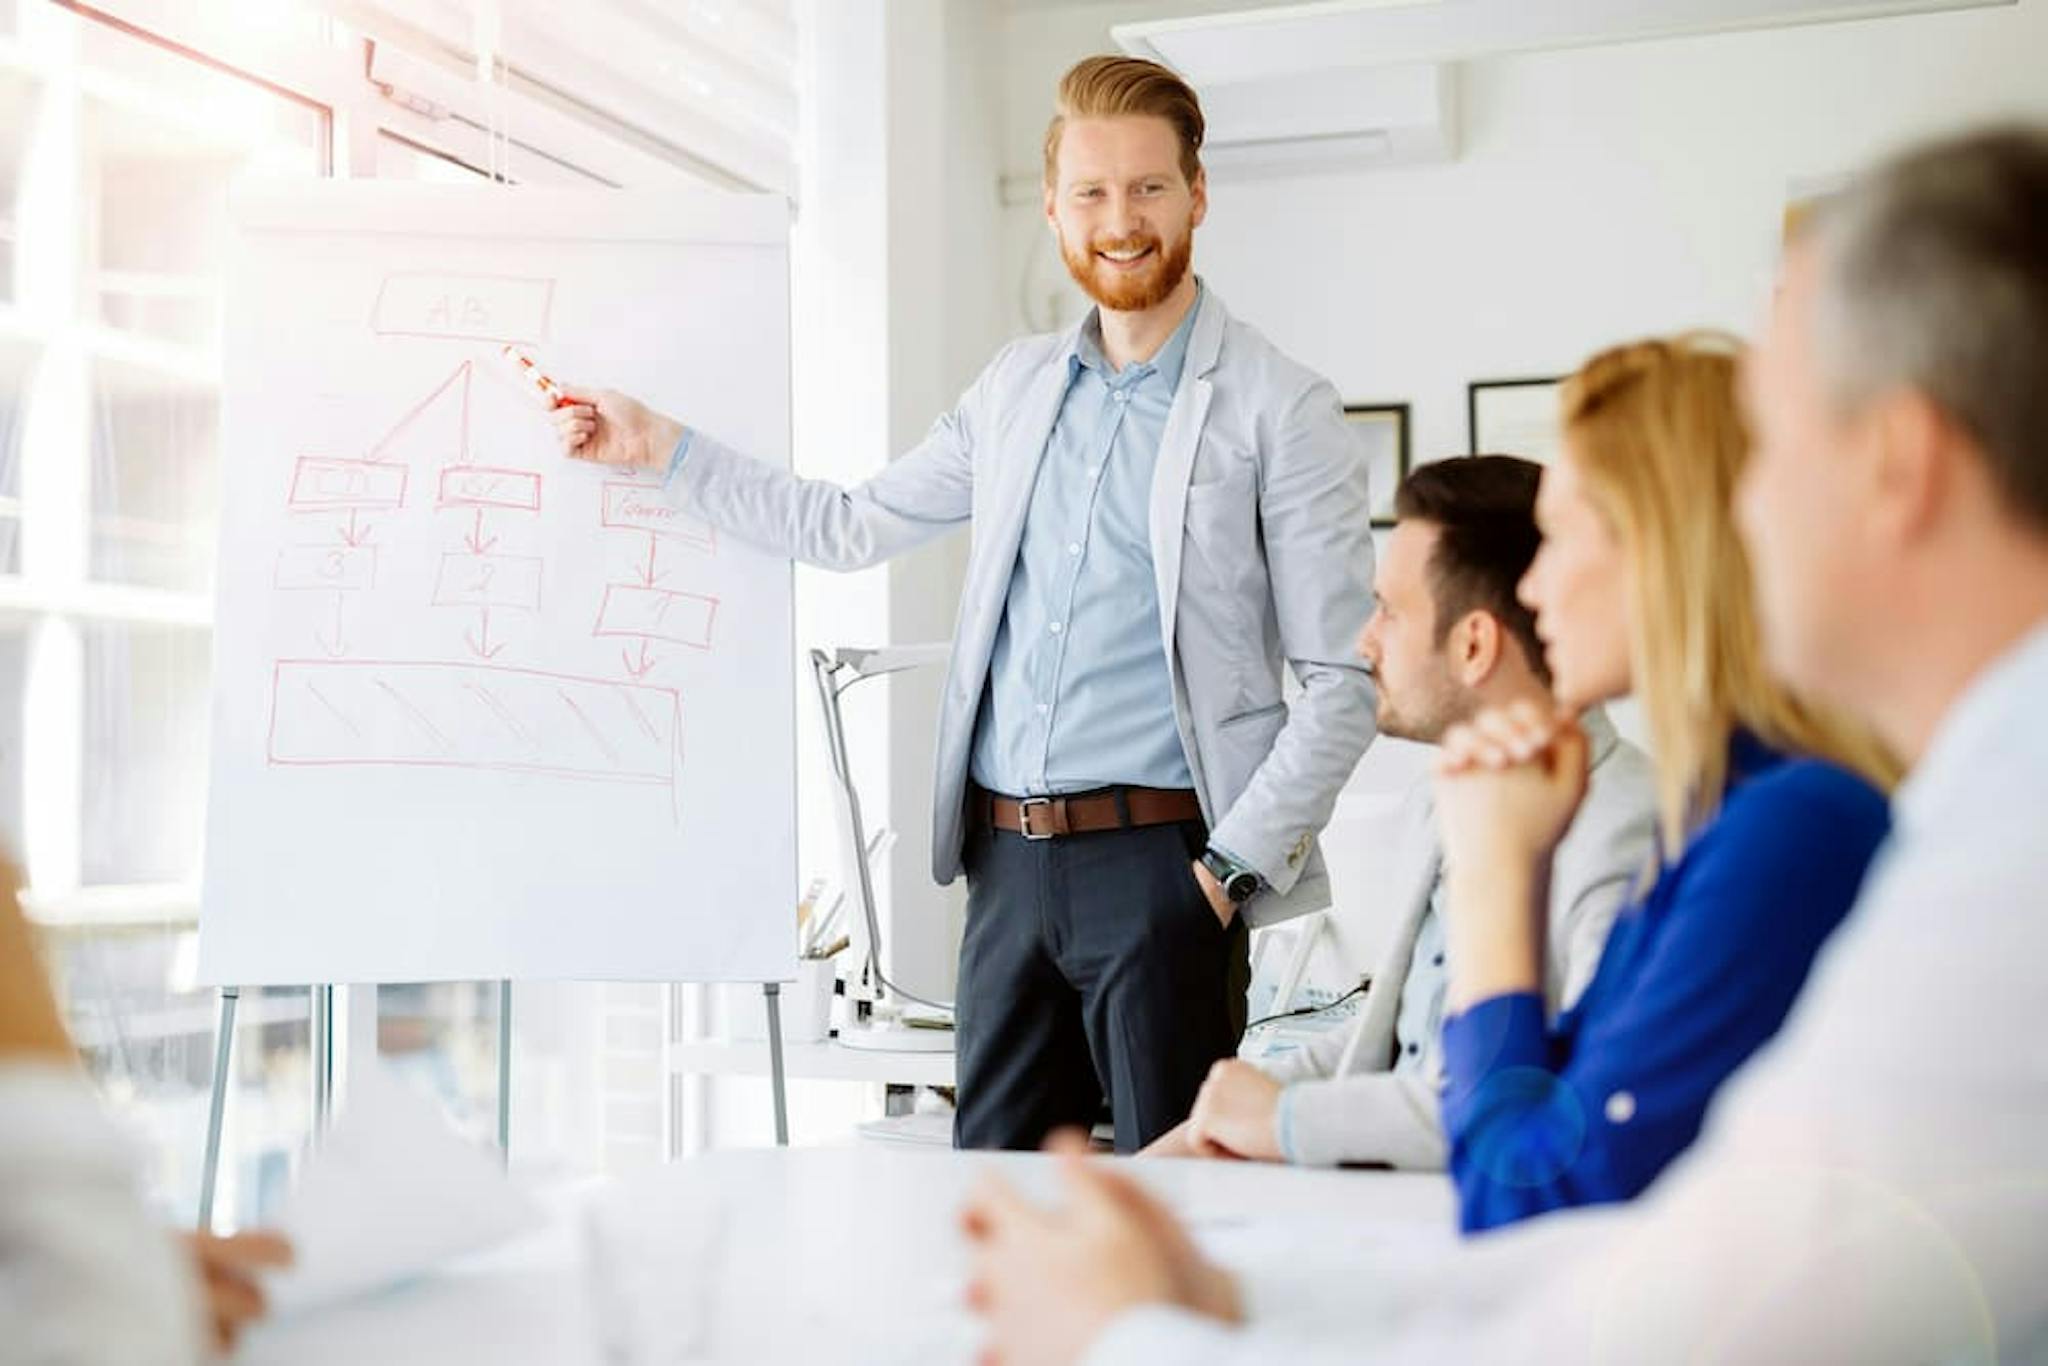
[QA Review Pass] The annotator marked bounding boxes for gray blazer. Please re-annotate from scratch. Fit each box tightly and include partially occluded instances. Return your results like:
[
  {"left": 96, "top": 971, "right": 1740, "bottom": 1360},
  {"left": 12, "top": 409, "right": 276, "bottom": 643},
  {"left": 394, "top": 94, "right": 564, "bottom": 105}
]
[
  {"left": 1260, "top": 709, "right": 1658, "bottom": 1168},
  {"left": 668, "top": 286, "right": 1378, "bottom": 924}
]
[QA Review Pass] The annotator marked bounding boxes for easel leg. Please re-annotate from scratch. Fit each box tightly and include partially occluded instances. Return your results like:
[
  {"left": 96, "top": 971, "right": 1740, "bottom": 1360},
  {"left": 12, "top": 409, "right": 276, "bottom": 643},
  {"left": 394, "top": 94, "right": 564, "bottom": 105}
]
[
  {"left": 311, "top": 984, "right": 333, "bottom": 1135},
  {"left": 762, "top": 982, "right": 788, "bottom": 1147},
  {"left": 497, "top": 980, "right": 513, "bottom": 1163},
  {"left": 198, "top": 987, "right": 240, "bottom": 1232}
]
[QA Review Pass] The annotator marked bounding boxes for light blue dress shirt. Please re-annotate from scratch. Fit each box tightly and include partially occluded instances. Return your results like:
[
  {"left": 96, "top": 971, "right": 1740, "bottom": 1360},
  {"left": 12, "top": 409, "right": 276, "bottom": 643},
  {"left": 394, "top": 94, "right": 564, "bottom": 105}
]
[
  {"left": 1392, "top": 886, "right": 1448, "bottom": 1078},
  {"left": 967, "top": 293, "right": 1203, "bottom": 798}
]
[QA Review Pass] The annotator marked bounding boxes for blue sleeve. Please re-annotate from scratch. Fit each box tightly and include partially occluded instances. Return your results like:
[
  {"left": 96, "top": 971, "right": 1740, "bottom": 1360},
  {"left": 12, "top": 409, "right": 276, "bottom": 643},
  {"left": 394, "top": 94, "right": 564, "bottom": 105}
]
[
  {"left": 663, "top": 427, "right": 695, "bottom": 484},
  {"left": 1439, "top": 761, "right": 1889, "bottom": 1234}
]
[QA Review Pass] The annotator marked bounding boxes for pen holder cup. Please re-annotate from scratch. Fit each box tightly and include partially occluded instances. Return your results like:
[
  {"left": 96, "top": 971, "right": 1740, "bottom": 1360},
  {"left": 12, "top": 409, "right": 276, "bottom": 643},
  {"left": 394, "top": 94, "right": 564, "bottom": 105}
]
[
  {"left": 726, "top": 958, "right": 836, "bottom": 1043},
  {"left": 787, "top": 955, "right": 836, "bottom": 1043}
]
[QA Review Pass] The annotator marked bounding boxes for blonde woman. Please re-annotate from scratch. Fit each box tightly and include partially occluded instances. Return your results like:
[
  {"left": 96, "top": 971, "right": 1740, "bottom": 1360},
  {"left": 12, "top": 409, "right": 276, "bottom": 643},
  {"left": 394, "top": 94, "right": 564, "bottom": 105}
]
[{"left": 1431, "top": 334, "right": 1898, "bottom": 1232}]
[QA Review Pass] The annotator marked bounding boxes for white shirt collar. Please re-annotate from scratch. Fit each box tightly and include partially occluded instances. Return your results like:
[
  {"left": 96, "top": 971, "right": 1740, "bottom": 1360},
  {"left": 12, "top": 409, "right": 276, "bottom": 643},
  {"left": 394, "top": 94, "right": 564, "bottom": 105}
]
[{"left": 1892, "top": 615, "right": 2048, "bottom": 837}]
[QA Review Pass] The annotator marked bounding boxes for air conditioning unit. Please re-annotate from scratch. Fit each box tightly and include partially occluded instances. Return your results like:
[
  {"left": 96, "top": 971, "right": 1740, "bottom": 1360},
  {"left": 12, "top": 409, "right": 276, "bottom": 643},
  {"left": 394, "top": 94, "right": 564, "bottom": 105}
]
[
  {"left": 1115, "top": 0, "right": 2015, "bottom": 85},
  {"left": 1114, "top": 0, "right": 2012, "bottom": 177},
  {"left": 1197, "top": 62, "right": 1456, "bottom": 179}
]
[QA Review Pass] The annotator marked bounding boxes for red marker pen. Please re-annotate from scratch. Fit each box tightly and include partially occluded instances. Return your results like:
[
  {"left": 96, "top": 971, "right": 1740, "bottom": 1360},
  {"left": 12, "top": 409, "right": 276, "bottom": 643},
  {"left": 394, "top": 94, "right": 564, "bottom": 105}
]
[{"left": 499, "top": 344, "right": 572, "bottom": 408}]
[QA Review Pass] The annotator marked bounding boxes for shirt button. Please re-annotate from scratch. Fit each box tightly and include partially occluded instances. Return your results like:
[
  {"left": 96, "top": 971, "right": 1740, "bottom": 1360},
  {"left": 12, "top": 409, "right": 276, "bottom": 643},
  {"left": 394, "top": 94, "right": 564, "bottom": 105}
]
[
  {"left": 1035, "top": 702, "right": 1049, "bottom": 715},
  {"left": 1112, "top": 390, "right": 1129, "bottom": 403},
  {"left": 1066, "top": 543, "right": 1081, "bottom": 556},
  {"left": 1086, "top": 465, "right": 1101, "bottom": 478},
  {"left": 1405, "top": 1043, "right": 1420, "bottom": 1057},
  {"left": 1048, "top": 622, "right": 1064, "bottom": 635},
  {"left": 1432, "top": 954, "right": 1444, "bottom": 967},
  {"left": 1605, "top": 1092, "right": 1637, "bottom": 1124}
]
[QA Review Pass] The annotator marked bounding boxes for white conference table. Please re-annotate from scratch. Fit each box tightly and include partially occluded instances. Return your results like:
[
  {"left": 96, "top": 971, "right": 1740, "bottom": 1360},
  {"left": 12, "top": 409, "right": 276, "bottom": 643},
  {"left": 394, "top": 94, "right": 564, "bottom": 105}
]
[{"left": 242, "top": 1146, "right": 1456, "bottom": 1365}]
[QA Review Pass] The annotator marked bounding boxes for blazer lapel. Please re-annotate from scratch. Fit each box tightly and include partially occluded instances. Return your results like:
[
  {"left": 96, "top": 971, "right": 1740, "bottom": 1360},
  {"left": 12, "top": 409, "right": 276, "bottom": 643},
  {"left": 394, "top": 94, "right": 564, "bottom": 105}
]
[
  {"left": 1337, "top": 791, "right": 1443, "bottom": 1075},
  {"left": 952, "top": 328, "right": 1081, "bottom": 684},
  {"left": 980, "top": 344, "right": 1077, "bottom": 584},
  {"left": 1149, "top": 288, "right": 1227, "bottom": 661}
]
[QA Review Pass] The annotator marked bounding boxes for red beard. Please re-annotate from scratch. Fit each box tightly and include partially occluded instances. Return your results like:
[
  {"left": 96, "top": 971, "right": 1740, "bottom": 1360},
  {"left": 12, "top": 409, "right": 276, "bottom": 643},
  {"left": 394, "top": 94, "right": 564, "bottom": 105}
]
[{"left": 1060, "top": 226, "right": 1193, "bottom": 314}]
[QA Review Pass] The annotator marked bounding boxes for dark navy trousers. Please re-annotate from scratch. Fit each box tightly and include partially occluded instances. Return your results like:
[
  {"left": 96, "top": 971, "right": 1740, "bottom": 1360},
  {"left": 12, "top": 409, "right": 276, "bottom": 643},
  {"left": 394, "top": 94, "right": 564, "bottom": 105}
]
[{"left": 951, "top": 815, "right": 1250, "bottom": 1153}]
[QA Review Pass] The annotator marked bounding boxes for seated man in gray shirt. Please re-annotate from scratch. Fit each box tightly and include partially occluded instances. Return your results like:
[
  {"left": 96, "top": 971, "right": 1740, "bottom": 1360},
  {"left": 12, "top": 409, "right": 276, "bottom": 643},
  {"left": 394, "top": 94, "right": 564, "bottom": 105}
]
[{"left": 1145, "top": 456, "right": 1657, "bottom": 1169}]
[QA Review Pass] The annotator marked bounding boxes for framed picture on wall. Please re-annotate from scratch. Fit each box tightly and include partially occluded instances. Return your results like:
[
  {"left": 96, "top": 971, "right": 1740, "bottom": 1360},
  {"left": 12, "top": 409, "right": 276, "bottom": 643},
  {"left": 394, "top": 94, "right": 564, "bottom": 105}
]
[
  {"left": 1468, "top": 377, "right": 1566, "bottom": 466},
  {"left": 1343, "top": 402, "right": 1410, "bottom": 527}
]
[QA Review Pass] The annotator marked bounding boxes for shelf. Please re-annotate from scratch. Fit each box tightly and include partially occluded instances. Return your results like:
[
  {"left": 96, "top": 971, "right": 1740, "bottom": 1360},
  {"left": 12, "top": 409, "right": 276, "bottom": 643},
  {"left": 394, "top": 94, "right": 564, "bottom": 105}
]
[
  {"left": 82, "top": 322, "right": 220, "bottom": 391},
  {"left": 670, "top": 1037, "right": 956, "bottom": 1088},
  {"left": 23, "top": 881, "right": 198, "bottom": 930},
  {"left": 66, "top": 993, "right": 307, "bottom": 1051},
  {"left": 0, "top": 574, "right": 213, "bottom": 628}
]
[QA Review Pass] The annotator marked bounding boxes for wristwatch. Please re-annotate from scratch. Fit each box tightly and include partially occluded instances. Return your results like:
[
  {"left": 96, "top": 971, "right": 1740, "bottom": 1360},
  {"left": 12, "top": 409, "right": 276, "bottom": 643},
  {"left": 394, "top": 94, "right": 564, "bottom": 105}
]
[{"left": 1200, "top": 847, "right": 1262, "bottom": 905}]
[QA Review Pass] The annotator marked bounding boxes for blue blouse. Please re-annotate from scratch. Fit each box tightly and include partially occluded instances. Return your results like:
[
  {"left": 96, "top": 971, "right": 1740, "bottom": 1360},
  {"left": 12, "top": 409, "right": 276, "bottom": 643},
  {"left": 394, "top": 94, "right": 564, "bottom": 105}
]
[{"left": 1439, "top": 732, "right": 1890, "bottom": 1233}]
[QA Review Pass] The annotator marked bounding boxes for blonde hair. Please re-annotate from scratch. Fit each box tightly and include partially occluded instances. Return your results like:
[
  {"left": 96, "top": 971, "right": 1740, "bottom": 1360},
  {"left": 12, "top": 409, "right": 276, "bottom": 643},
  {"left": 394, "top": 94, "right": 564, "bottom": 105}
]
[
  {"left": 1561, "top": 334, "right": 1901, "bottom": 855},
  {"left": 1042, "top": 55, "right": 1205, "bottom": 187}
]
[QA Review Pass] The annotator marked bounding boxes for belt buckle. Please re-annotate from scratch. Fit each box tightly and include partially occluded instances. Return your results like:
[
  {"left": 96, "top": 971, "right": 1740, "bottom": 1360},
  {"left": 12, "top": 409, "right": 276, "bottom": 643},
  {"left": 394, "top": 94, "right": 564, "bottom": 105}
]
[{"left": 1018, "top": 796, "right": 1056, "bottom": 841}]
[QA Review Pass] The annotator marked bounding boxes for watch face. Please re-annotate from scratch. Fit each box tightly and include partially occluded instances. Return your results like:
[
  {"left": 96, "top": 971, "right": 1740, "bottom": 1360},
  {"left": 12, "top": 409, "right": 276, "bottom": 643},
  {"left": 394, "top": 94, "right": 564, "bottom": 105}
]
[{"left": 1225, "top": 871, "right": 1259, "bottom": 903}]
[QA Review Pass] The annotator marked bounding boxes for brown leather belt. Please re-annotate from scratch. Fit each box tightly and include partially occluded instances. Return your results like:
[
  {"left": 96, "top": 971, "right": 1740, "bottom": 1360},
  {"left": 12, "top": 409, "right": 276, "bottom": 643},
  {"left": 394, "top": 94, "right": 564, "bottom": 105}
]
[{"left": 978, "top": 785, "right": 1204, "bottom": 841}]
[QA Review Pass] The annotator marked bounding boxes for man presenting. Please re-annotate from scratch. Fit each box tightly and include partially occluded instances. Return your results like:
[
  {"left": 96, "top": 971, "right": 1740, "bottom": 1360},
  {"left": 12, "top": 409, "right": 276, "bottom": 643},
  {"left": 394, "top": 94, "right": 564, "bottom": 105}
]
[{"left": 555, "top": 56, "right": 1376, "bottom": 1151}]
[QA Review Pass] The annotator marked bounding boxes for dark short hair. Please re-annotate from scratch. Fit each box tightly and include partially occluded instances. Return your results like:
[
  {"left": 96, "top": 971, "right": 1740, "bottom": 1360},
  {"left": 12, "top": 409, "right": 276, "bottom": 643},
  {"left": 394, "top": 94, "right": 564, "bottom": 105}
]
[{"left": 1392, "top": 455, "right": 1550, "bottom": 685}]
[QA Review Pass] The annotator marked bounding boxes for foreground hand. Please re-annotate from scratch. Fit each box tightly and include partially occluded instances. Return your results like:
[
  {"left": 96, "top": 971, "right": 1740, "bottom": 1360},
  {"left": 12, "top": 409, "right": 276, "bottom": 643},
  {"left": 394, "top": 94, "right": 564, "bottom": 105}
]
[
  {"left": 1190, "top": 860, "right": 1235, "bottom": 930},
  {"left": 1185, "top": 1060, "right": 1285, "bottom": 1162},
  {"left": 963, "top": 1131, "right": 1242, "bottom": 1366},
  {"left": 1434, "top": 701, "right": 1590, "bottom": 870},
  {"left": 1136, "top": 1117, "right": 1240, "bottom": 1161},
  {"left": 552, "top": 387, "right": 686, "bottom": 473},
  {"left": 182, "top": 1229, "right": 294, "bottom": 1355}
]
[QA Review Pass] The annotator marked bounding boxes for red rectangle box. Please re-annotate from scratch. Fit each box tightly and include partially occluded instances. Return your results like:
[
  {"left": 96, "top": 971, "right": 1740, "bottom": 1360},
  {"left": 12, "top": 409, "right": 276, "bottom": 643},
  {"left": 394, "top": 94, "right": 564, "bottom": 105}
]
[
  {"left": 439, "top": 465, "right": 543, "bottom": 511},
  {"left": 267, "top": 660, "right": 677, "bottom": 786},
  {"left": 288, "top": 458, "right": 407, "bottom": 511},
  {"left": 274, "top": 545, "right": 378, "bottom": 591},
  {"left": 432, "top": 552, "right": 544, "bottom": 611},
  {"left": 593, "top": 584, "right": 718, "bottom": 650},
  {"left": 601, "top": 483, "right": 715, "bottom": 550},
  {"left": 371, "top": 273, "right": 555, "bottom": 344}
]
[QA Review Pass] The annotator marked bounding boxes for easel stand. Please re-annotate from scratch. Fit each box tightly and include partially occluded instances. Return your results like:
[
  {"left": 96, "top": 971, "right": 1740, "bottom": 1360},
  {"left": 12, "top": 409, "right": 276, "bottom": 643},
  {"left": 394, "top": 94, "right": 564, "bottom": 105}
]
[
  {"left": 199, "top": 976, "right": 791, "bottom": 1230},
  {"left": 762, "top": 981, "right": 789, "bottom": 1145},
  {"left": 197, "top": 979, "right": 518, "bottom": 1231}
]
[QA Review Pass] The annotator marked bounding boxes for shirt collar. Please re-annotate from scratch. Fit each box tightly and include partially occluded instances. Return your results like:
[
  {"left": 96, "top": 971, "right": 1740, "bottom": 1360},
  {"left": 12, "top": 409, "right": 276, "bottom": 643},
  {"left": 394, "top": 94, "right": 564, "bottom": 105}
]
[
  {"left": 1072, "top": 281, "right": 1204, "bottom": 389},
  {"left": 1892, "top": 615, "right": 2048, "bottom": 837}
]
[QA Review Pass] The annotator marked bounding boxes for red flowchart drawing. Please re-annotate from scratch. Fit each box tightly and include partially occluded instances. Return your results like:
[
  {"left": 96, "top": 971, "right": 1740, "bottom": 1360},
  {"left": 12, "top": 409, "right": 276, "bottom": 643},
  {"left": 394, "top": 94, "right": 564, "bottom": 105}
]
[
  {"left": 600, "top": 482, "right": 716, "bottom": 552},
  {"left": 371, "top": 360, "right": 474, "bottom": 465},
  {"left": 274, "top": 545, "right": 378, "bottom": 593},
  {"left": 266, "top": 660, "right": 680, "bottom": 795},
  {"left": 440, "top": 466, "right": 543, "bottom": 512},
  {"left": 594, "top": 478, "right": 720, "bottom": 679},
  {"left": 593, "top": 584, "right": 719, "bottom": 650},
  {"left": 371, "top": 273, "right": 555, "bottom": 345},
  {"left": 287, "top": 457, "right": 407, "bottom": 512},
  {"left": 433, "top": 551, "right": 544, "bottom": 612}
]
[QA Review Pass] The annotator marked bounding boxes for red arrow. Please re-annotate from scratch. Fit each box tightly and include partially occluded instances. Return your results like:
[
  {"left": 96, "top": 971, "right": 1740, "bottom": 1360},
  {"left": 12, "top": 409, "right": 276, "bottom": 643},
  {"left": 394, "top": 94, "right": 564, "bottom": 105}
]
[
  {"left": 622, "top": 639, "right": 659, "bottom": 679},
  {"left": 463, "top": 507, "right": 498, "bottom": 555},
  {"left": 635, "top": 532, "right": 661, "bottom": 587},
  {"left": 338, "top": 509, "right": 371, "bottom": 548},
  {"left": 464, "top": 607, "right": 505, "bottom": 660},
  {"left": 315, "top": 592, "right": 348, "bottom": 657}
]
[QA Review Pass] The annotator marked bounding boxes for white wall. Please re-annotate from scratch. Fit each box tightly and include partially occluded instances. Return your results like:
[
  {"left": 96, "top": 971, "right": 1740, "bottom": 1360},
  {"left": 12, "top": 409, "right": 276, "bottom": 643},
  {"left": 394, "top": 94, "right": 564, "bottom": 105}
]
[
  {"left": 997, "top": 0, "right": 2048, "bottom": 974},
  {"left": 789, "top": 0, "right": 1002, "bottom": 1007},
  {"left": 702, "top": 0, "right": 1003, "bottom": 1146}
]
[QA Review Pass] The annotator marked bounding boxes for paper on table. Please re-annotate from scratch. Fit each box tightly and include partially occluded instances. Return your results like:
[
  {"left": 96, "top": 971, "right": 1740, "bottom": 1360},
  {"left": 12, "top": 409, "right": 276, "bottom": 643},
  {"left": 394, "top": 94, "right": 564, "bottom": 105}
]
[{"left": 264, "top": 1063, "right": 546, "bottom": 1316}]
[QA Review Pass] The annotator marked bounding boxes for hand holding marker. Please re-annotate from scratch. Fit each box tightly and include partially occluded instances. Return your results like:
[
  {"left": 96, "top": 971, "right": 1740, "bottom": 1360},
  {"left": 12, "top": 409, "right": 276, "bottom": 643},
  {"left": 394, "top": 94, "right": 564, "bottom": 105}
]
[{"left": 499, "top": 344, "right": 572, "bottom": 409}]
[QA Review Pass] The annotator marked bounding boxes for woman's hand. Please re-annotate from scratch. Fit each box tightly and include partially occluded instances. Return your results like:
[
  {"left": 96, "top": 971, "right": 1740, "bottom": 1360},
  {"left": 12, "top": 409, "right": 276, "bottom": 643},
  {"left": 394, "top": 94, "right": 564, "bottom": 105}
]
[
  {"left": 1434, "top": 702, "right": 1591, "bottom": 1010},
  {"left": 1435, "top": 701, "right": 1590, "bottom": 870}
]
